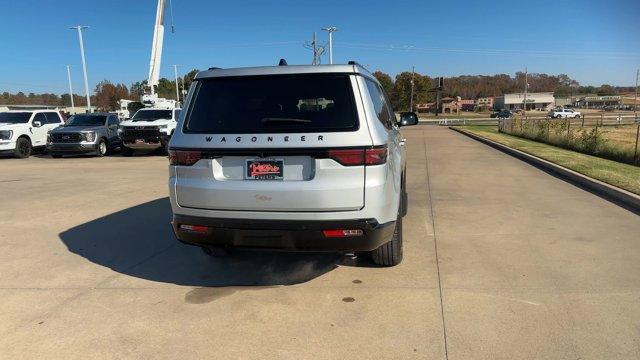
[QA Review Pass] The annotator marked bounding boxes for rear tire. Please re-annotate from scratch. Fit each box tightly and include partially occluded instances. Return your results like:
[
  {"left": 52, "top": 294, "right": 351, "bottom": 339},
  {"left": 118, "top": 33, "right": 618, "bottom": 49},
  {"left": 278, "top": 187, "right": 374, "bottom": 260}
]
[
  {"left": 121, "top": 146, "right": 134, "bottom": 157},
  {"left": 14, "top": 137, "right": 32, "bottom": 158},
  {"left": 371, "top": 205, "right": 403, "bottom": 266}
]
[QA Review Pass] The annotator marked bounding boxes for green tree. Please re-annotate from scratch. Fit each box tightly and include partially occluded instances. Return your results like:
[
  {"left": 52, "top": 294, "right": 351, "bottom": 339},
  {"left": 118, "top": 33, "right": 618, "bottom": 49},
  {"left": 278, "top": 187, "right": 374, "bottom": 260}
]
[{"left": 392, "top": 72, "right": 433, "bottom": 111}]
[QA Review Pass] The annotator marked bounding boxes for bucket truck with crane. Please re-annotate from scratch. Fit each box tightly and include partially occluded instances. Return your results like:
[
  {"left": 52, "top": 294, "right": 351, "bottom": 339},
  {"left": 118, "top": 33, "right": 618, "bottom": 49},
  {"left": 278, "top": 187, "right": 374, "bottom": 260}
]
[{"left": 118, "top": 0, "right": 181, "bottom": 156}]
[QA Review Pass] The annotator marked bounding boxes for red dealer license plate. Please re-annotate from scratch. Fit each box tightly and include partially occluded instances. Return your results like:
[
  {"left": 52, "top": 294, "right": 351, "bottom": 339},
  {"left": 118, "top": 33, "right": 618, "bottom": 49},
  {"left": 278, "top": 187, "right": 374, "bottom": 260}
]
[{"left": 245, "top": 159, "right": 284, "bottom": 180}]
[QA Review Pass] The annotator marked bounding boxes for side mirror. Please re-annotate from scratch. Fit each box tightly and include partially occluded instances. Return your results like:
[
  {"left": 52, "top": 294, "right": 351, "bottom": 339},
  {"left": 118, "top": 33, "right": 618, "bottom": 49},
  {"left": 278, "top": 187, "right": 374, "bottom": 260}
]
[
  {"left": 32, "top": 121, "right": 42, "bottom": 128},
  {"left": 399, "top": 112, "right": 419, "bottom": 126},
  {"left": 109, "top": 124, "right": 118, "bottom": 130}
]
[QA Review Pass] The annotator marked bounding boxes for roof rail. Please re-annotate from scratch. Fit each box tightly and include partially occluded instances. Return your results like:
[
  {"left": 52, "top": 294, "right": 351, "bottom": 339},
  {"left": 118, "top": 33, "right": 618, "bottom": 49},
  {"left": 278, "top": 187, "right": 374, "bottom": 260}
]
[
  {"left": 208, "top": 67, "right": 222, "bottom": 70},
  {"left": 348, "top": 61, "right": 369, "bottom": 72},
  {"left": 278, "top": 59, "right": 288, "bottom": 66}
]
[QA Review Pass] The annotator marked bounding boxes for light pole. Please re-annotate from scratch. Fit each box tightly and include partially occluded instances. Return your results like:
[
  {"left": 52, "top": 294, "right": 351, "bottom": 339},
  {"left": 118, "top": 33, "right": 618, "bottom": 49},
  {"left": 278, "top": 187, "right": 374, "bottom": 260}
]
[
  {"left": 69, "top": 25, "right": 91, "bottom": 113},
  {"left": 322, "top": 26, "right": 338, "bottom": 64},
  {"left": 66, "top": 65, "right": 75, "bottom": 109},
  {"left": 410, "top": 66, "right": 415, "bottom": 112},
  {"left": 523, "top": 67, "right": 528, "bottom": 113},
  {"left": 173, "top": 65, "right": 180, "bottom": 105}
]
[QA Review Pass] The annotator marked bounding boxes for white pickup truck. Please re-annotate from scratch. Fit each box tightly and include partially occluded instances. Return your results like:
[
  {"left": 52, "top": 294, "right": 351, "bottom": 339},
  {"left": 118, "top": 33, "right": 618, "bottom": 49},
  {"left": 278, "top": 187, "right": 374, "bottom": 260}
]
[
  {"left": 0, "top": 110, "right": 65, "bottom": 158},
  {"left": 118, "top": 107, "right": 181, "bottom": 156},
  {"left": 549, "top": 108, "right": 581, "bottom": 119}
]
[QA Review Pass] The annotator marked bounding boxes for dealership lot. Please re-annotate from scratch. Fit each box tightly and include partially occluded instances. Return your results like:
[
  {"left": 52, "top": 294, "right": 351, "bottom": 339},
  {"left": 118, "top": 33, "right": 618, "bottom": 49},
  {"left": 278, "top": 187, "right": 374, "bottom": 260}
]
[{"left": 1, "top": 126, "right": 639, "bottom": 359}]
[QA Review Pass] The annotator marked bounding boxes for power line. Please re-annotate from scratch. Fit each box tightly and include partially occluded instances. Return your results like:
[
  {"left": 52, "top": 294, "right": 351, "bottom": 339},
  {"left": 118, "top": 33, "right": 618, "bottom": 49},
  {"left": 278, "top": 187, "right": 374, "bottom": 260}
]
[{"left": 335, "top": 42, "right": 640, "bottom": 60}]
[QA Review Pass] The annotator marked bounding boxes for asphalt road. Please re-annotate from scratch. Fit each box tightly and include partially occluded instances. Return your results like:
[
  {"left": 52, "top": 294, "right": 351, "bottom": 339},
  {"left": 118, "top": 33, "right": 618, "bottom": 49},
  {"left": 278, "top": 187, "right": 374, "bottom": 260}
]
[{"left": 1, "top": 126, "right": 639, "bottom": 359}]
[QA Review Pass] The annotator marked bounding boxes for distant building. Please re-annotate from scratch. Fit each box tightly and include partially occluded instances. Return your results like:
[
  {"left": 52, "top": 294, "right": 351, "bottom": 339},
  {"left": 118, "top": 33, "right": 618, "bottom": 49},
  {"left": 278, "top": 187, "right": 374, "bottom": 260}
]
[
  {"left": 554, "top": 97, "right": 573, "bottom": 108},
  {"left": 0, "top": 104, "right": 96, "bottom": 115},
  {"left": 494, "top": 92, "right": 555, "bottom": 111},
  {"left": 442, "top": 97, "right": 476, "bottom": 114},
  {"left": 415, "top": 103, "right": 436, "bottom": 113},
  {"left": 476, "top": 97, "right": 494, "bottom": 111},
  {"left": 575, "top": 95, "right": 621, "bottom": 108}
]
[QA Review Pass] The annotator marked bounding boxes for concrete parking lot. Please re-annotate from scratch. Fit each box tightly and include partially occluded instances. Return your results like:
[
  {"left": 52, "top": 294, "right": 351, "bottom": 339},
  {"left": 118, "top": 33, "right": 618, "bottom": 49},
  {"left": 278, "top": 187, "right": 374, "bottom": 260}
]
[{"left": 1, "top": 126, "right": 639, "bottom": 359}]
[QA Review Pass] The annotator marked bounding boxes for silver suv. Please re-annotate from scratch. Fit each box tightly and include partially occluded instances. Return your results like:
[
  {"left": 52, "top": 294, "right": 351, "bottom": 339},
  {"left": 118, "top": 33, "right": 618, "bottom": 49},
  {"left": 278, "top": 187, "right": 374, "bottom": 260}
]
[{"left": 168, "top": 63, "right": 418, "bottom": 266}]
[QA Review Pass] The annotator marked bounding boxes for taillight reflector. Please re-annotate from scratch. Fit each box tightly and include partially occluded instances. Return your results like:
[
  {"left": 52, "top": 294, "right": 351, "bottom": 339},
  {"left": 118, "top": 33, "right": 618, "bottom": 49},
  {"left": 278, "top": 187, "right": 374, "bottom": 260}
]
[
  {"left": 179, "top": 224, "right": 209, "bottom": 233},
  {"left": 323, "top": 229, "right": 364, "bottom": 238},
  {"left": 169, "top": 150, "right": 202, "bottom": 166}
]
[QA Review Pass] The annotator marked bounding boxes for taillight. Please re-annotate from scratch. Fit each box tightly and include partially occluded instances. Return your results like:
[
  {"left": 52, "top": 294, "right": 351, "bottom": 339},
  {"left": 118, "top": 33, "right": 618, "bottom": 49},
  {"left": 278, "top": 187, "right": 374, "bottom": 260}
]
[
  {"left": 365, "top": 146, "right": 387, "bottom": 165},
  {"left": 327, "top": 149, "right": 365, "bottom": 166},
  {"left": 325, "top": 146, "right": 387, "bottom": 166},
  {"left": 169, "top": 149, "right": 202, "bottom": 166},
  {"left": 323, "top": 229, "right": 364, "bottom": 237}
]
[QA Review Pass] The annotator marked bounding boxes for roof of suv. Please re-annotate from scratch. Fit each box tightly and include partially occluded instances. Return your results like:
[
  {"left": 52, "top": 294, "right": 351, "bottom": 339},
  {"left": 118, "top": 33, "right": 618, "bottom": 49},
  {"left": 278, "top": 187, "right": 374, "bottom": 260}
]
[{"left": 195, "top": 64, "right": 374, "bottom": 80}]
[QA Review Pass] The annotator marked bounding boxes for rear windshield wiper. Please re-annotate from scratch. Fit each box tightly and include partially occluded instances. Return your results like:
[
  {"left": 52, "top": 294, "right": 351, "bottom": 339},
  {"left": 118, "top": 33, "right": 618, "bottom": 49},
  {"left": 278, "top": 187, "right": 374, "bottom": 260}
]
[{"left": 261, "top": 117, "right": 312, "bottom": 125}]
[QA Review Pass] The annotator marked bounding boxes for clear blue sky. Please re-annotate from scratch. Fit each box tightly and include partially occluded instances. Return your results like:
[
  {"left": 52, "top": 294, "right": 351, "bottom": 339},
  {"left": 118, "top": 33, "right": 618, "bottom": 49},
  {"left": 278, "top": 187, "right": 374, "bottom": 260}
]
[{"left": 1, "top": 0, "right": 638, "bottom": 95}]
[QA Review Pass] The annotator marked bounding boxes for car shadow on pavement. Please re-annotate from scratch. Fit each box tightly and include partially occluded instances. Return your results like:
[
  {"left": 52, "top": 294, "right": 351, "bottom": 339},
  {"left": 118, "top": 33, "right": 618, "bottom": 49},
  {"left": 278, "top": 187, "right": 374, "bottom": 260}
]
[{"left": 59, "top": 198, "right": 342, "bottom": 287}]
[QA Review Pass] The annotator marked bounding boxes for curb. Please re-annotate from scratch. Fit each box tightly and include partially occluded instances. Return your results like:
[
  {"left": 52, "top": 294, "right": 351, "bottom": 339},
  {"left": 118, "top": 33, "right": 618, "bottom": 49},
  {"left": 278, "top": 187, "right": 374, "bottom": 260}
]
[{"left": 449, "top": 126, "right": 640, "bottom": 213}]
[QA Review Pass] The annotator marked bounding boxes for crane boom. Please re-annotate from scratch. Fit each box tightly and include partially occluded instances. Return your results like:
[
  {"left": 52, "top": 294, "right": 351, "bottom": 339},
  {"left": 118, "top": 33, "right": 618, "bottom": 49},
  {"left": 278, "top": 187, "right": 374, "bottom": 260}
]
[
  {"left": 118, "top": 0, "right": 176, "bottom": 117},
  {"left": 148, "top": 0, "right": 166, "bottom": 95}
]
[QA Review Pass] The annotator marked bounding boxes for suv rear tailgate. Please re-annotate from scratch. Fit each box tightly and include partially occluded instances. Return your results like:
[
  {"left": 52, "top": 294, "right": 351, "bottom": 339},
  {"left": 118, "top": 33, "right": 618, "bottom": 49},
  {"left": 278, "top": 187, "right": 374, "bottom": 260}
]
[{"left": 175, "top": 155, "right": 364, "bottom": 212}]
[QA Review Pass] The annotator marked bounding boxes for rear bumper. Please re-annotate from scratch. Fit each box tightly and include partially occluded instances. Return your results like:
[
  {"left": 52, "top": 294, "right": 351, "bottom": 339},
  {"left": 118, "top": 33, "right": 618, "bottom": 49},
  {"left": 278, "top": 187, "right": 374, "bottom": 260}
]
[{"left": 171, "top": 214, "right": 395, "bottom": 251}]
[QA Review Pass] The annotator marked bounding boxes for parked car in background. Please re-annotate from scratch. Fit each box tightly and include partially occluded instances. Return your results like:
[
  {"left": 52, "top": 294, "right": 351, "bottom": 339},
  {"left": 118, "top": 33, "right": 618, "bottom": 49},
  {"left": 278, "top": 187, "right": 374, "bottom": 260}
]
[
  {"left": 168, "top": 63, "right": 414, "bottom": 266},
  {"left": 118, "top": 107, "right": 181, "bottom": 156},
  {"left": 490, "top": 110, "right": 513, "bottom": 119},
  {"left": 47, "top": 113, "right": 121, "bottom": 158},
  {"left": 0, "top": 110, "right": 64, "bottom": 158},
  {"left": 549, "top": 108, "right": 581, "bottom": 119}
]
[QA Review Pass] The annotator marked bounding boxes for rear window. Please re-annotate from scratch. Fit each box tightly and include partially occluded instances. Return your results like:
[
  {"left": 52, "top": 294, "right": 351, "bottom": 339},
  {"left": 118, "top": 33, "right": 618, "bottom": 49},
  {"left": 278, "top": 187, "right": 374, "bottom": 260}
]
[{"left": 184, "top": 74, "right": 358, "bottom": 133}]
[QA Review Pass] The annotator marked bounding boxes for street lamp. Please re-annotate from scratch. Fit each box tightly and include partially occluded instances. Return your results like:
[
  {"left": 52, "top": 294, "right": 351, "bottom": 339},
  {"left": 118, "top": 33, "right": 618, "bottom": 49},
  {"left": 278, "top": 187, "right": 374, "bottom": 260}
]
[
  {"left": 322, "top": 26, "right": 338, "bottom": 64},
  {"left": 66, "top": 65, "right": 74, "bottom": 109},
  {"left": 69, "top": 25, "right": 91, "bottom": 113}
]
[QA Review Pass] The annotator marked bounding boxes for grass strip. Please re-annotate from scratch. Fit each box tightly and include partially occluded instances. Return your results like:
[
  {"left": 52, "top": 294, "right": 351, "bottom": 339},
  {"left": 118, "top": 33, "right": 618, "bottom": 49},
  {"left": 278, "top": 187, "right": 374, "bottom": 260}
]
[{"left": 458, "top": 125, "right": 640, "bottom": 195}]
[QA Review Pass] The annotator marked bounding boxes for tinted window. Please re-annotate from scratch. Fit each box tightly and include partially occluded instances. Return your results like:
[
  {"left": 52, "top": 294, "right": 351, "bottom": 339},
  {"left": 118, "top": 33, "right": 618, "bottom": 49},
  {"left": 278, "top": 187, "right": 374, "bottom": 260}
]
[
  {"left": 45, "top": 112, "right": 61, "bottom": 124},
  {"left": 33, "top": 113, "right": 47, "bottom": 124},
  {"left": 364, "top": 79, "right": 393, "bottom": 129},
  {"left": 0, "top": 112, "right": 32, "bottom": 124},
  {"left": 108, "top": 116, "right": 119, "bottom": 126},
  {"left": 67, "top": 114, "right": 107, "bottom": 126},
  {"left": 185, "top": 74, "right": 357, "bottom": 133},
  {"left": 131, "top": 109, "right": 173, "bottom": 121}
]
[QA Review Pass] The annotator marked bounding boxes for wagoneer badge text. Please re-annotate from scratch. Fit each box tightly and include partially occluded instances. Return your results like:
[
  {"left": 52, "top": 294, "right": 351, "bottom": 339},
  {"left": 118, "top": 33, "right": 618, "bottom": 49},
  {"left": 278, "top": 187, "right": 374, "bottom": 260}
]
[{"left": 206, "top": 135, "right": 324, "bottom": 143}]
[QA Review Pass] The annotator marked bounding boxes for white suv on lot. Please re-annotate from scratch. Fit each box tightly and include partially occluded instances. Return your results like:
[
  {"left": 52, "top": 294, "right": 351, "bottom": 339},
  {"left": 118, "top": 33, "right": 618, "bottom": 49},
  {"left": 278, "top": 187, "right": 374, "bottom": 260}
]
[
  {"left": 168, "top": 63, "right": 417, "bottom": 266},
  {"left": 0, "top": 110, "right": 65, "bottom": 158},
  {"left": 118, "top": 107, "right": 181, "bottom": 156}
]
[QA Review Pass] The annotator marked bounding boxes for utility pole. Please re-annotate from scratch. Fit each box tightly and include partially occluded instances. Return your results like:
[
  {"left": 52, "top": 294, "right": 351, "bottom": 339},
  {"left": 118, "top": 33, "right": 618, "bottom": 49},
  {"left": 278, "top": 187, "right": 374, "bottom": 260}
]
[
  {"left": 69, "top": 25, "right": 91, "bottom": 113},
  {"left": 304, "top": 32, "right": 325, "bottom": 65},
  {"left": 634, "top": 69, "right": 639, "bottom": 117},
  {"left": 322, "top": 26, "right": 337, "bottom": 64},
  {"left": 173, "top": 65, "right": 180, "bottom": 104},
  {"left": 66, "top": 65, "right": 75, "bottom": 109},
  {"left": 410, "top": 66, "right": 415, "bottom": 112},
  {"left": 523, "top": 67, "right": 528, "bottom": 113}
]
